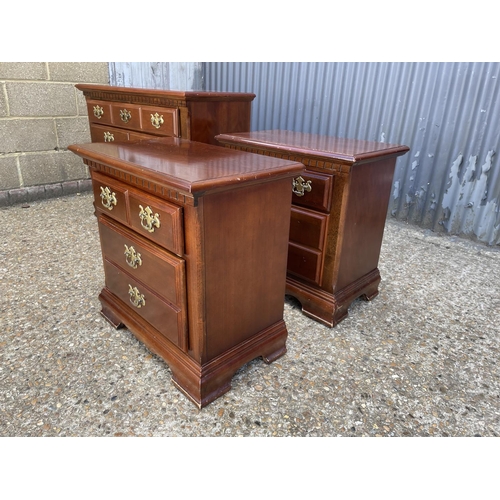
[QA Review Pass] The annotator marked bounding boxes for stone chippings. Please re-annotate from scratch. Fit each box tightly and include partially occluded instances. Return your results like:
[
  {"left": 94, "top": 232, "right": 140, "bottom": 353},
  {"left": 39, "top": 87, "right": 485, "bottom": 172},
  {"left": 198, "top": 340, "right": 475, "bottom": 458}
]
[{"left": 1, "top": 194, "right": 499, "bottom": 437}]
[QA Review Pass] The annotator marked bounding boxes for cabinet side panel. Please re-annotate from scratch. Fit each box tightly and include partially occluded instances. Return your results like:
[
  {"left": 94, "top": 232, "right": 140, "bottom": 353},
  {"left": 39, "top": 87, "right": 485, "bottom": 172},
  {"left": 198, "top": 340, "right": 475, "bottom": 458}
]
[
  {"left": 202, "top": 179, "right": 292, "bottom": 360},
  {"left": 335, "top": 158, "right": 396, "bottom": 291},
  {"left": 187, "top": 101, "right": 252, "bottom": 145}
]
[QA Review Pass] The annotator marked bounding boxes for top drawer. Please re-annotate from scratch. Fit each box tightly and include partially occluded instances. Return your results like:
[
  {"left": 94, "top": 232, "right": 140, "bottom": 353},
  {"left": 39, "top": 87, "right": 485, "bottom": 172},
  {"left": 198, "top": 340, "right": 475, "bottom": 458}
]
[
  {"left": 91, "top": 171, "right": 184, "bottom": 256},
  {"left": 139, "top": 105, "right": 178, "bottom": 137},
  {"left": 291, "top": 169, "right": 334, "bottom": 213},
  {"left": 87, "top": 100, "right": 179, "bottom": 138},
  {"left": 128, "top": 191, "right": 184, "bottom": 255},
  {"left": 87, "top": 100, "right": 113, "bottom": 125},
  {"left": 110, "top": 103, "right": 142, "bottom": 130}
]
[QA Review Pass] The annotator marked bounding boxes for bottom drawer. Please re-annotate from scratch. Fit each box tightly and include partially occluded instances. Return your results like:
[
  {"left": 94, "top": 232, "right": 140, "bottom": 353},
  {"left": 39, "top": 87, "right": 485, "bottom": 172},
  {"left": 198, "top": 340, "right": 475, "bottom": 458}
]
[
  {"left": 103, "top": 259, "right": 186, "bottom": 348},
  {"left": 287, "top": 242, "right": 322, "bottom": 285},
  {"left": 98, "top": 215, "right": 186, "bottom": 307}
]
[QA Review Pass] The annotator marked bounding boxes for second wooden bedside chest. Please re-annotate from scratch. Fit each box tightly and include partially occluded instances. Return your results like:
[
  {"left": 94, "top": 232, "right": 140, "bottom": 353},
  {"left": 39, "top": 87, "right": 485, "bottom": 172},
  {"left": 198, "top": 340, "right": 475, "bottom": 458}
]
[
  {"left": 216, "top": 130, "right": 410, "bottom": 327},
  {"left": 69, "top": 137, "right": 303, "bottom": 408},
  {"left": 76, "top": 84, "right": 256, "bottom": 145}
]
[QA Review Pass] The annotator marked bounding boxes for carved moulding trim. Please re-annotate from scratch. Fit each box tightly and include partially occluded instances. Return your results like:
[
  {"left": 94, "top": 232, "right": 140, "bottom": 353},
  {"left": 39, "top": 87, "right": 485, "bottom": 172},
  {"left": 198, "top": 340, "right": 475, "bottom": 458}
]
[
  {"left": 82, "top": 90, "right": 187, "bottom": 109},
  {"left": 223, "top": 144, "right": 349, "bottom": 173},
  {"left": 84, "top": 159, "right": 195, "bottom": 206}
]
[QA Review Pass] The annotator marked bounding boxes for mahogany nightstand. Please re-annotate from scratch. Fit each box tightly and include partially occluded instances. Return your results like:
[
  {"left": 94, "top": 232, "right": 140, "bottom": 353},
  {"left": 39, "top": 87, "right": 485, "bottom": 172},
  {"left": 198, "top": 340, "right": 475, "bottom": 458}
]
[
  {"left": 216, "top": 130, "right": 409, "bottom": 327},
  {"left": 76, "top": 84, "right": 256, "bottom": 146},
  {"left": 69, "top": 137, "right": 303, "bottom": 407}
]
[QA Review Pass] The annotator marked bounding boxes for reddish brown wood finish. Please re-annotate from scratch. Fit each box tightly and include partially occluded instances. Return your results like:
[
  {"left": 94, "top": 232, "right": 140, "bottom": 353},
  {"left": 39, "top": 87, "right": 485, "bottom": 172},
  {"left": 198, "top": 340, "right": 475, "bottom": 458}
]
[
  {"left": 69, "top": 137, "right": 303, "bottom": 407},
  {"left": 216, "top": 130, "right": 410, "bottom": 327},
  {"left": 76, "top": 84, "right": 255, "bottom": 146}
]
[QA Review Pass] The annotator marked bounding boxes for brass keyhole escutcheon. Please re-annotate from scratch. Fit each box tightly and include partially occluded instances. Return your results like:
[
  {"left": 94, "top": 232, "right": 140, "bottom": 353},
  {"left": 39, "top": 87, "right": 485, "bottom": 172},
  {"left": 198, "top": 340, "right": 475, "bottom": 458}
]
[
  {"left": 93, "top": 105, "right": 104, "bottom": 119},
  {"left": 128, "top": 285, "right": 146, "bottom": 308},
  {"left": 150, "top": 112, "right": 164, "bottom": 129},
  {"left": 292, "top": 176, "right": 312, "bottom": 197},
  {"left": 100, "top": 186, "right": 117, "bottom": 210},
  {"left": 139, "top": 205, "right": 161, "bottom": 233},
  {"left": 120, "top": 109, "right": 132, "bottom": 123},
  {"left": 104, "top": 131, "right": 114, "bottom": 142},
  {"left": 124, "top": 245, "right": 142, "bottom": 269}
]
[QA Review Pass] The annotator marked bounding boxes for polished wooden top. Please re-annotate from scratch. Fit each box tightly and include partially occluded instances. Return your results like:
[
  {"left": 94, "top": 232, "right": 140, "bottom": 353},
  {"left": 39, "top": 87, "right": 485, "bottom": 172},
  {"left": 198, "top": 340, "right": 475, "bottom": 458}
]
[
  {"left": 76, "top": 84, "right": 256, "bottom": 102},
  {"left": 69, "top": 137, "right": 303, "bottom": 195},
  {"left": 216, "top": 130, "right": 410, "bottom": 164}
]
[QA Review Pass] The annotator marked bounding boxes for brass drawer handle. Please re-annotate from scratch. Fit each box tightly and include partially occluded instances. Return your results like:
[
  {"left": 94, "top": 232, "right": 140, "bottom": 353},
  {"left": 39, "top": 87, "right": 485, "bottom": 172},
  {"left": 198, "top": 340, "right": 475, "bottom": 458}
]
[
  {"left": 93, "top": 105, "right": 104, "bottom": 119},
  {"left": 124, "top": 244, "right": 142, "bottom": 269},
  {"left": 100, "top": 186, "right": 117, "bottom": 210},
  {"left": 150, "top": 112, "right": 164, "bottom": 129},
  {"left": 104, "top": 131, "right": 114, "bottom": 142},
  {"left": 292, "top": 176, "right": 312, "bottom": 197},
  {"left": 139, "top": 205, "right": 161, "bottom": 233},
  {"left": 120, "top": 109, "right": 132, "bottom": 123},
  {"left": 128, "top": 284, "right": 145, "bottom": 308}
]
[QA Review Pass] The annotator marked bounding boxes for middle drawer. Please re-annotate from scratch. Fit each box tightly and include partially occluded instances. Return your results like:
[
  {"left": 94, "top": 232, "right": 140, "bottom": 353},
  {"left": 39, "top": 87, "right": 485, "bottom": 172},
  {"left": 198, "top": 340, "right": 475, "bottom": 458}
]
[
  {"left": 98, "top": 214, "right": 187, "bottom": 308},
  {"left": 289, "top": 206, "right": 328, "bottom": 251}
]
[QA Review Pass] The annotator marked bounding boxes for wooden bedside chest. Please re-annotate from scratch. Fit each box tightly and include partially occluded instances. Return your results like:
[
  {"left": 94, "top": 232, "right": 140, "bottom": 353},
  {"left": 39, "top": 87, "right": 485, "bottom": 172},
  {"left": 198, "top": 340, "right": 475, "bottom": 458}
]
[
  {"left": 69, "top": 138, "right": 303, "bottom": 408},
  {"left": 76, "top": 84, "right": 256, "bottom": 145},
  {"left": 216, "top": 130, "right": 410, "bottom": 327}
]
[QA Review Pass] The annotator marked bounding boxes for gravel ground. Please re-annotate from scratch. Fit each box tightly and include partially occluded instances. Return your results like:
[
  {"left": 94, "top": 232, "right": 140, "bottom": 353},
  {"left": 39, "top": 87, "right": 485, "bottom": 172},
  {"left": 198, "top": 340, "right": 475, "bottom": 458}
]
[{"left": 1, "top": 192, "right": 499, "bottom": 438}]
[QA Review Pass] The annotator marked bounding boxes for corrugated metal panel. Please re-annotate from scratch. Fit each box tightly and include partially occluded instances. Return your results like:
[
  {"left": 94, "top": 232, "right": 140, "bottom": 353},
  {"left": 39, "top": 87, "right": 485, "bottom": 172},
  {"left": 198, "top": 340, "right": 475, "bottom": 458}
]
[
  {"left": 108, "top": 62, "right": 204, "bottom": 90},
  {"left": 206, "top": 62, "right": 500, "bottom": 246}
]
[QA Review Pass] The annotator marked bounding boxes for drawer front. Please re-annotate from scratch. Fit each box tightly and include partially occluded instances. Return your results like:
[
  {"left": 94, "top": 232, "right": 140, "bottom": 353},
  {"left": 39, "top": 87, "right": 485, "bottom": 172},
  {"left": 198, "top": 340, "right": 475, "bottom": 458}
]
[
  {"left": 292, "top": 169, "right": 333, "bottom": 213},
  {"left": 90, "top": 173, "right": 184, "bottom": 256},
  {"left": 128, "top": 193, "right": 183, "bottom": 256},
  {"left": 139, "top": 105, "right": 179, "bottom": 137},
  {"left": 87, "top": 100, "right": 113, "bottom": 125},
  {"left": 98, "top": 215, "right": 186, "bottom": 308},
  {"left": 90, "top": 124, "right": 129, "bottom": 143},
  {"left": 289, "top": 206, "right": 328, "bottom": 251},
  {"left": 110, "top": 103, "right": 142, "bottom": 130},
  {"left": 92, "top": 172, "right": 128, "bottom": 225},
  {"left": 287, "top": 242, "right": 322, "bottom": 285},
  {"left": 103, "top": 259, "right": 186, "bottom": 348},
  {"left": 128, "top": 130, "right": 158, "bottom": 142}
]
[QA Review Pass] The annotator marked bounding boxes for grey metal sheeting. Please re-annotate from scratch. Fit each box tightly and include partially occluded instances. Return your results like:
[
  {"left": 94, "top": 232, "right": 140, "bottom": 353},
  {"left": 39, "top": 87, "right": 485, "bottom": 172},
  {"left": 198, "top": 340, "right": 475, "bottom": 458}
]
[
  {"left": 206, "top": 62, "right": 500, "bottom": 246},
  {"left": 108, "top": 62, "right": 500, "bottom": 245}
]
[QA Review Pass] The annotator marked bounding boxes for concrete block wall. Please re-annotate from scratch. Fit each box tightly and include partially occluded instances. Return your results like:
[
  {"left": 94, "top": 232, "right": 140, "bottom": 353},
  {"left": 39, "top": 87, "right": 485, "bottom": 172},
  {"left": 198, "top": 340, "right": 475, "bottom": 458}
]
[{"left": 0, "top": 62, "right": 109, "bottom": 206}]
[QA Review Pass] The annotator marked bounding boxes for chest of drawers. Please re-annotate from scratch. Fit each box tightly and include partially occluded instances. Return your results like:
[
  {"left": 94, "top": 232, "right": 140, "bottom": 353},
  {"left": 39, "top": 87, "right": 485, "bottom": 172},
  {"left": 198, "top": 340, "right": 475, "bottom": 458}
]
[
  {"left": 69, "top": 138, "right": 303, "bottom": 408},
  {"left": 216, "top": 130, "right": 410, "bottom": 327},
  {"left": 76, "top": 84, "right": 256, "bottom": 146}
]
